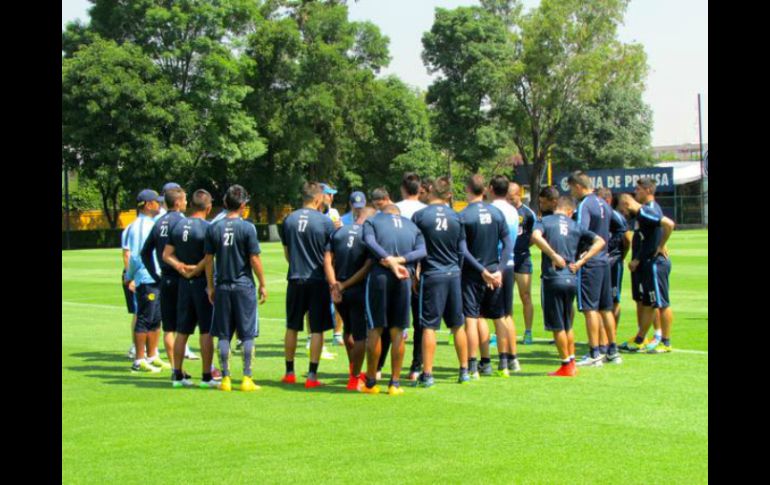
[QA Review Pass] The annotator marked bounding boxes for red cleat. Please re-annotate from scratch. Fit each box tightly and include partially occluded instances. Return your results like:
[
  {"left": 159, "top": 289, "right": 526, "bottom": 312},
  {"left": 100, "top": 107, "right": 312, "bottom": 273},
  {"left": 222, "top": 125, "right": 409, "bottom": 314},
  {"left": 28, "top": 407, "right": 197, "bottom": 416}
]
[
  {"left": 346, "top": 375, "right": 359, "bottom": 391},
  {"left": 358, "top": 372, "right": 367, "bottom": 382},
  {"left": 305, "top": 379, "right": 324, "bottom": 389},
  {"left": 281, "top": 373, "right": 296, "bottom": 384},
  {"left": 548, "top": 365, "right": 575, "bottom": 377},
  {"left": 211, "top": 367, "right": 222, "bottom": 380}
]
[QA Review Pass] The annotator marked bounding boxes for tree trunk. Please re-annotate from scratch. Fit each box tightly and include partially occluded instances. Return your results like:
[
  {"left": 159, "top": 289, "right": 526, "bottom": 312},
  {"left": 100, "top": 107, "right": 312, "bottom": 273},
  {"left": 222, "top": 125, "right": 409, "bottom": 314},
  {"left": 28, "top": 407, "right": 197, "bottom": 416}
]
[
  {"left": 100, "top": 187, "right": 119, "bottom": 229},
  {"left": 528, "top": 157, "right": 547, "bottom": 216},
  {"left": 266, "top": 203, "right": 280, "bottom": 242}
]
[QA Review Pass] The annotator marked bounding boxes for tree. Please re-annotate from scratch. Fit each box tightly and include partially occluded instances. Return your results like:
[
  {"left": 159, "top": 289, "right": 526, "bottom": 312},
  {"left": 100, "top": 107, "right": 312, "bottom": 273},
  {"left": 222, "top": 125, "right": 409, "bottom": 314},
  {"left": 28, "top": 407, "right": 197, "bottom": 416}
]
[
  {"left": 553, "top": 83, "right": 654, "bottom": 171},
  {"left": 62, "top": 39, "right": 179, "bottom": 228}
]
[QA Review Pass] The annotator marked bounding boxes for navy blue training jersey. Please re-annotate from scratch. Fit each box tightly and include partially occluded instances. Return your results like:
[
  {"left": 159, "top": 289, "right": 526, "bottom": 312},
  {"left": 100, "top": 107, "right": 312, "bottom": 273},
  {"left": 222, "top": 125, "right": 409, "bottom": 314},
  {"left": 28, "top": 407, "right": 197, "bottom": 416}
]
[
  {"left": 460, "top": 202, "right": 510, "bottom": 278},
  {"left": 326, "top": 223, "right": 368, "bottom": 283},
  {"left": 631, "top": 200, "right": 662, "bottom": 260},
  {"left": 281, "top": 208, "right": 335, "bottom": 281},
  {"left": 534, "top": 214, "right": 598, "bottom": 279},
  {"left": 607, "top": 209, "right": 628, "bottom": 260},
  {"left": 514, "top": 204, "right": 537, "bottom": 255},
  {"left": 362, "top": 212, "right": 424, "bottom": 275},
  {"left": 634, "top": 204, "right": 665, "bottom": 262},
  {"left": 574, "top": 193, "right": 611, "bottom": 266},
  {"left": 411, "top": 204, "right": 465, "bottom": 276},
  {"left": 204, "top": 217, "right": 261, "bottom": 286},
  {"left": 142, "top": 210, "right": 184, "bottom": 277},
  {"left": 169, "top": 217, "right": 210, "bottom": 274}
]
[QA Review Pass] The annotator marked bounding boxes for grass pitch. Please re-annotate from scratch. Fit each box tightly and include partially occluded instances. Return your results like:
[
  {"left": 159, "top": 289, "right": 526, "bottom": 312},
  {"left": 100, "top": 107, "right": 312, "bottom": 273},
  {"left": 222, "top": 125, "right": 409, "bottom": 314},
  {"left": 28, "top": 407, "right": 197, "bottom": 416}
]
[{"left": 62, "top": 230, "right": 708, "bottom": 484}]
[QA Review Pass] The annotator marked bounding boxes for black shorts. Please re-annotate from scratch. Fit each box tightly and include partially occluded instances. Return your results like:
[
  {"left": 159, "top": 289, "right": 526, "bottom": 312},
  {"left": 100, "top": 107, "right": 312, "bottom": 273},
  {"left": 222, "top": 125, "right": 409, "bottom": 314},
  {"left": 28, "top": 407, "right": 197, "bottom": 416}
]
[
  {"left": 134, "top": 284, "right": 161, "bottom": 333},
  {"left": 609, "top": 256, "right": 624, "bottom": 304},
  {"left": 640, "top": 257, "right": 671, "bottom": 309},
  {"left": 365, "top": 270, "right": 411, "bottom": 330},
  {"left": 541, "top": 276, "right": 577, "bottom": 332},
  {"left": 160, "top": 275, "right": 180, "bottom": 332},
  {"left": 122, "top": 270, "right": 136, "bottom": 314},
  {"left": 419, "top": 273, "right": 463, "bottom": 330},
  {"left": 211, "top": 283, "right": 258, "bottom": 340},
  {"left": 514, "top": 252, "right": 533, "bottom": 274},
  {"left": 336, "top": 284, "right": 367, "bottom": 342},
  {"left": 462, "top": 276, "right": 505, "bottom": 320},
  {"left": 576, "top": 261, "right": 613, "bottom": 312},
  {"left": 502, "top": 268, "right": 515, "bottom": 316},
  {"left": 177, "top": 277, "right": 213, "bottom": 335},
  {"left": 631, "top": 268, "right": 643, "bottom": 302},
  {"left": 286, "top": 279, "right": 333, "bottom": 333}
]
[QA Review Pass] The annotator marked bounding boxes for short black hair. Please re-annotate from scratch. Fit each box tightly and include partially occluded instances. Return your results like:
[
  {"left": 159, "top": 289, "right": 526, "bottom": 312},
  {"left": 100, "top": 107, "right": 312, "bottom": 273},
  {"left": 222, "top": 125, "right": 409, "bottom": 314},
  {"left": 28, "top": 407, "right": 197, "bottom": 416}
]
[
  {"left": 224, "top": 184, "right": 250, "bottom": 210},
  {"left": 401, "top": 172, "right": 421, "bottom": 196},
  {"left": 465, "top": 174, "right": 486, "bottom": 196},
  {"left": 420, "top": 177, "right": 434, "bottom": 193},
  {"left": 489, "top": 175, "right": 510, "bottom": 197},
  {"left": 164, "top": 187, "right": 185, "bottom": 208},
  {"left": 567, "top": 170, "right": 592, "bottom": 190},
  {"left": 371, "top": 187, "right": 390, "bottom": 202},
  {"left": 539, "top": 185, "right": 560, "bottom": 201},
  {"left": 431, "top": 176, "right": 453, "bottom": 200},
  {"left": 191, "top": 189, "right": 212, "bottom": 212},
  {"left": 636, "top": 178, "right": 657, "bottom": 194},
  {"left": 302, "top": 182, "right": 322, "bottom": 203}
]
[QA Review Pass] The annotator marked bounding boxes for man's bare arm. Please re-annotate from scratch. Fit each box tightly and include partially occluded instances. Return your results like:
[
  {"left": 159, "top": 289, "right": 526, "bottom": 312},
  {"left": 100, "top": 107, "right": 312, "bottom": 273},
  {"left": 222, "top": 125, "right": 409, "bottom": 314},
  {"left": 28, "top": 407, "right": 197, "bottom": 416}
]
[
  {"left": 340, "top": 259, "right": 373, "bottom": 291},
  {"left": 250, "top": 254, "right": 268, "bottom": 304}
]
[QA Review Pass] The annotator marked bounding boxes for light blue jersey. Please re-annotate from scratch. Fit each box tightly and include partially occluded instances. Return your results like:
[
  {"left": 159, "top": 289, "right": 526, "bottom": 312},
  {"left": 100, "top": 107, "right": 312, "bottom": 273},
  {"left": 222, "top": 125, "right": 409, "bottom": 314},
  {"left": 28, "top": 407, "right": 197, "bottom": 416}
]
[
  {"left": 211, "top": 210, "right": 228, "bottom": 224},
  {"left": 123, "top": 213, "right": 157, "bottom": 286}
]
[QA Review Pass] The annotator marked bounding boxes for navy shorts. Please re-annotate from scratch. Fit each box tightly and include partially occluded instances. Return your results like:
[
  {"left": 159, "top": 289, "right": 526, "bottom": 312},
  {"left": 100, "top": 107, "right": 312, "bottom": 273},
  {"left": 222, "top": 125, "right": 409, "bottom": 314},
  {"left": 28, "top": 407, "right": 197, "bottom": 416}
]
[
  {"left": 514, "top": 252, "right": 532, "bottom": 274},
  {"left": 577, "top": 261, "right": 613, "bottom": 312},
  {"left": 122, "top": 270, "right": 136, "bottom": 314},
  {"left": 640, "top": 257, "right": 671, "bottom": 309},
  {"left": 631, "top": 268, "right": 643, "bottom": 302},
  {"left": 462, "top": 276, "right": 505, "bottom": 319},
  {"left": 177, "top": 277, "right": 213, "bottom": 335},
  {"left": 286, "top": 279, "right": 333, "bottom": 333},
  {"left": 211, "top": 283, "right": 258, "bottom": 341},
  {"left": 336, "top": 284, "right": 367, "bottom": 342},
  {"left": 160, "top": 275, "right": 179, "bottom": 332},
  {"left": 134, "top": 284, "right": 161, "bottom": 333},
  {"left": 365, "top": 271, "right": 411, "bottom": 330},
  {"left": 541, "top": 276, "right": 577, "bottom": 332},
  {"left": 609, "top": 256, "right": 624, "bottom": 304},
  {"left": 502, "top": 268, "right": 515, "bottom": 316},
  {"left": 419, "top": 273, "right": 463, "bottom": 330}
]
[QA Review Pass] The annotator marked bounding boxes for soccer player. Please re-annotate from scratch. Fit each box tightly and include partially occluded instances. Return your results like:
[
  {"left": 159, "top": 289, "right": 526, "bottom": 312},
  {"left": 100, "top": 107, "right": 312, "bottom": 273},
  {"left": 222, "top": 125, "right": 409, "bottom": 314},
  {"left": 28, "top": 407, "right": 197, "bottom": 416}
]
[
  {"left": 324, "top": 206, "right": 376, "bottom": 391},
  {"left": 318, "top": 183, "right": 345, "bottom": 350},
  {"left": 567, "top": 171, "right": 622, "bottom": 367},
  {"left": 597, "top": 188, "right": 630, "bottom": 329},
  {"left": 531, "top": 196, "right": 606, "bottom": 376},
  {"left": 361, "top": 204, "right": 426, "bottom": 395},
  {"left": 418, "top": 178, "right": 434, "bottom": 205},
  {"left": 395, "top": 173, "right": 428, "bottom": 380},
  {"left": 340, "top": 191, "right": 366, "bottom": 226},
  {"left": 163, "top": 189, "right": 220, "bottom": 388},
  {"left": 538, "top": 186, "right": 560, "bottom": 218},
  {"left": 411, "top": 177, "right": 470, "bottom": 387},
  {"left": 124, "top": 189, "right": 168, "bottom": 372},
  {"left": 204, "top": 185, "right": 267, "bottom": 392},
  {"left": 280, "top": 182, "right": 336, "bottom": 388},
  {"left": 369, "top": 187, "right": 397, "bottom": 377},
  {"left": 121, "top": 220, "right": 138, "bottom": 359},
  {"left": 617, "top": 189, "right": 676, "bottom": 353},
  {"left": 488, "top": 175, "right": 521, "bottom": 375},
  {"left": 460, "top": 175, "right": 513, "bottom": 379},
  {"left": 507, "top": 182, "right": 537, "bottom": 345}
]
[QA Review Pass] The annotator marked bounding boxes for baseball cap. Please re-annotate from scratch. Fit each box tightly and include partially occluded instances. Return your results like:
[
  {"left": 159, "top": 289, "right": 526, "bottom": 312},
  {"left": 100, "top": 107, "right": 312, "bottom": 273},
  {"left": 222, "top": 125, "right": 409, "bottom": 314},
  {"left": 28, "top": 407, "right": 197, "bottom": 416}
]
[
  {"left": 320, "top": 183, "right": 338, "bottom": 195},
  {"left": 162, "top": 182, "right": 181, "bottom": 193},
  {"left": 349, "top": 191, "right": 366, "bottom": 209},
  {"left": 137, "top": 189, "right": 163, "bottom": 203}
]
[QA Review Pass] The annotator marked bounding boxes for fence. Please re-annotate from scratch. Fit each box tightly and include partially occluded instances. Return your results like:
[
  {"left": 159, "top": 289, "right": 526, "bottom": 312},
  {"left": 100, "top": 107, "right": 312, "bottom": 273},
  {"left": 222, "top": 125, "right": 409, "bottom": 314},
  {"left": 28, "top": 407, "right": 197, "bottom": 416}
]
[{"left": 655, "top": 194, "right": 708, "bottom": 226}]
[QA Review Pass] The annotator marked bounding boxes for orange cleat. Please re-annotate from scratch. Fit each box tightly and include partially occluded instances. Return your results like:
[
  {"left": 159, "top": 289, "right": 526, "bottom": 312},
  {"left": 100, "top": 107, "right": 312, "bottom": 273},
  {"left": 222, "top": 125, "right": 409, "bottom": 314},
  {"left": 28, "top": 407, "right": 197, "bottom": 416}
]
[
  {"left": 346, "top": 375, "right": 360, "bottom": 391},
  {"left": 548, "top": 365, "right": 575, "bottom": 377},
  {"left": 305, "top": 378, "right": 324, "bottom": 389},
  {"left": 281, "top": 373, "right": 296, "bottom": 384}
]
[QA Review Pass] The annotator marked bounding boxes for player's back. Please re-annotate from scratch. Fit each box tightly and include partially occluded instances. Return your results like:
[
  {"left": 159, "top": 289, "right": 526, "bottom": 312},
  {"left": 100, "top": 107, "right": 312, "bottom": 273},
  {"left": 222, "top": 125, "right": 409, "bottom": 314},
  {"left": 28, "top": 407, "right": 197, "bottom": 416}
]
[
  {"left": 328, "top": 223, "right": 368, "bottom": 282},
  {"left": 363, "top": 212, "right": 422, "bottom": 275},
  {"left": 607, "top": 209, "right": 628, "bottom": 261},
  {"left": 537, "top": 214, "right": 590, "bottom": 279},
  {"left": 631, "top": 200, "right": 662, "bottom": 259},
  {"left": 575, "top": 193, "right": 611, "bottom": 265},
  {"left": 635, "top": 204, "right": 665, "bottom": 262},
  {"left": 515, "top": 204, "right": 537, "bottom": 254},
  {"left": 170, "top": 217, "right": 210, "bottom": 267},
  {"left": 205, "top": 217, "right": 260, "bottom": 286},
  {"left": 412, "top": 204, "right": 463, "bottom": 276},
  {"left": 281, "top": 208, "right": 334, "bottom": 280},
  {"left": 149, "top": 210, "right": 185, "bottom": 274},
  {"left": 460, "top": 201, "right": 508, "bottom": 277}
]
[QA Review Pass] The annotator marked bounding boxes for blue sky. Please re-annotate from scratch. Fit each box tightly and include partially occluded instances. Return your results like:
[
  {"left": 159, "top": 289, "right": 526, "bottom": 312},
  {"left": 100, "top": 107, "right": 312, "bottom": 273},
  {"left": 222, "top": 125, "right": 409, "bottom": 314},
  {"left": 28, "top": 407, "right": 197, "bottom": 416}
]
[{"left": 62, "top": 0, "right": 708, "bottom": 146}]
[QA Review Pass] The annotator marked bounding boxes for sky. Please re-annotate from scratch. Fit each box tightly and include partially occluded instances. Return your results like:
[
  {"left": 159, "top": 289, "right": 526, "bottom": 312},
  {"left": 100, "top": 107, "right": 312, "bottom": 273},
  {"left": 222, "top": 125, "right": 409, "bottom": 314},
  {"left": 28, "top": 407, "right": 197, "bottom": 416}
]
[{"left": 62, "top": 0, "right": 708, "bottom": 146}]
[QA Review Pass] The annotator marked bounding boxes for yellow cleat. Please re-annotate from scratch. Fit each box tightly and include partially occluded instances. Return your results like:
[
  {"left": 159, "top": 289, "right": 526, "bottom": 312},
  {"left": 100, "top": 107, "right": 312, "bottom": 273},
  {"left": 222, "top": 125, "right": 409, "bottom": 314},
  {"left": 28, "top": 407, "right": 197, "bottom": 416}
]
[
  {"left": 240, "top": 376, "right": 260, "bottom": 392},
  {"left": 387, "top": 385, "right": 405, "bottom": 396},
  {"left": 147, "top": 357, "right": 171, "bottom": 370},
  {"left": 219, "top": 376, "right": 232, "bottom": 392},
  {"left": 360, "top": 383, "right": 380, "bottom": 395}
]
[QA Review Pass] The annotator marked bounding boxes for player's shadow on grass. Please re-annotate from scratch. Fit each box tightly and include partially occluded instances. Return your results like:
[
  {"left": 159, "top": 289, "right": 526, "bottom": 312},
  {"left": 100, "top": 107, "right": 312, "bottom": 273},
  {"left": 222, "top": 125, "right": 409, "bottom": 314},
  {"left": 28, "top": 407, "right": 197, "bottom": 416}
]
[
  {"left": 258, "top": 378, "right": 351, "bottom": 394},
  {"left": 70, "top": 351, "right": 130, "bottom": 364},
  {"left": 76, "top": 373, "right": 171, "bottom": 389}
]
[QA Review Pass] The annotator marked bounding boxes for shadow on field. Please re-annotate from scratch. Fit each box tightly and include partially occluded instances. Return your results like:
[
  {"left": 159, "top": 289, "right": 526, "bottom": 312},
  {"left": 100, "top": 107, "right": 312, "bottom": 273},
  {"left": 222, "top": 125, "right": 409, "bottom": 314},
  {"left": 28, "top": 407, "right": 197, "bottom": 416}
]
[
  {"left": 71, "top": 351, "right": 129, "bottom": 364},
  {"left": 76, "top": 372, "right": 171, "bottom": 389}
]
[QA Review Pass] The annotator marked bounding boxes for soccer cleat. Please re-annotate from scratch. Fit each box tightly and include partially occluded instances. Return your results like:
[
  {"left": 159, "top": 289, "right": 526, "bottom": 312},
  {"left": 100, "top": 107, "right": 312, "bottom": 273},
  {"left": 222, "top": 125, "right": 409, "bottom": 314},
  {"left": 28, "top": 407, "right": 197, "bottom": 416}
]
[
  {"left": 281, "top": 373, "right": 296, "bottom": 384},
  {"left": 408, "top": 371, "right": 420, "bottom": 382},
  {"left": 523, "top": 331, "right": 534, "bottom": 345},
  {"left": 387, "top": 385, "right": 405, "bottom": 396},
  {"left": 360, "top": 383, "right": 380, "bottom": 395},
  {"left": 132, "top": 360, "right": 160, "bottom": 373},
  {"left": 548, "top": 365, "right": 576, "bottom": 377},
  {"left": 458, "top": 372, "right": 471, "bottom": 384},
  {"left": 644, "top": 338, "right": 662, "bottom": 353},
  {"left": 199, "top": 379, "right": 219, "bottom": 389},
  {"left": 219, "top": 376, "right": 232, "bottom": 391},
  {"left": 575, "top": 354, "right": 604, "bottom": 367},
  {"left": 333, "top": 334, "right": 344, "bottom": 346},
  {"left": 240, "top": 376, "right": 260, "bottom": 392},
  {"left": 508, "top": 358, "right": 522, "bottom": 373},
  {"left": 606, "top": 353, "right": 623, "bottom": 364},
  {"left": 172, "top": 378, "right": 194, "bottom": 388},
  {"left": 185, "top": 346, "right": 200, "bottom": 360},
  {"left": 496, "top": 368, "right": 511, "bottom": 378},
  {"left": 147, "top": 357, "right": 171, "bottom": 370},
  {"left": 346, "top": 375, "right": 360, "bottom": 391},
  {"left": 470, "top": 371, "right": 480, "bottom": 380},
  {"left": 620, "top": 337, "right": 649, "bottom": 352},
  {"left": 233, "top": 340, "right": 243, "bottom": 354},
  {"left": 649, "top": 343, "right": 672, "bottom": 354},
  {"left": 376, "top": 370, "right": 382, "bottom": 380},
  {"left": 479, "top": 363, "right": 493, "bottom": 376},
  {"left": 416, "top": 374, "right": 435, "bottom": 388},
  {"left": 127, "top": 345, "right": 136, "bottom": 360},
  {"left": 305, "top": 378, "right": 324, "bottom": 389},
  {"left": 490, "top": 334, "right": 497, "bottom": 347},
  {"left": 211, "top": 367, "right": 222, "bottom": 381}
]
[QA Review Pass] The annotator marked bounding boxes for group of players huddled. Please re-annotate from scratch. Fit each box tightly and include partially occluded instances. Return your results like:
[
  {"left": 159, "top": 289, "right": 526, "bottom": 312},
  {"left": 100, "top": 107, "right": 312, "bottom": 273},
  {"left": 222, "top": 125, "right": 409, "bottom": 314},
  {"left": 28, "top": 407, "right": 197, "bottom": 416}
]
[{"left": 120, "top": 170, "right": 675, "bottom": 393}]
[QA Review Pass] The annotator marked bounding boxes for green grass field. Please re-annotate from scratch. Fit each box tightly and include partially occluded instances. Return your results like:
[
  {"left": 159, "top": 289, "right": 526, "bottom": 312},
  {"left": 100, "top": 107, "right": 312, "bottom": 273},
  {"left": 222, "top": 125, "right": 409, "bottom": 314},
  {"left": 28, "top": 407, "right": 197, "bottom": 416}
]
[{"left": 62, "top": 230, "right": 708, "bottom": 484}]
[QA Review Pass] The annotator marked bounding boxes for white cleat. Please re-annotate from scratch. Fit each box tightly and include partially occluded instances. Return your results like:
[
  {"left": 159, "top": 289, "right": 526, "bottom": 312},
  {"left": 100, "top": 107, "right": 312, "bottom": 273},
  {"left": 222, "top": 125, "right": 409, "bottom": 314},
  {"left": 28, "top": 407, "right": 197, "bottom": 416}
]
[{"left": 575, "top": 354, "right": 604, "bottom": 368}]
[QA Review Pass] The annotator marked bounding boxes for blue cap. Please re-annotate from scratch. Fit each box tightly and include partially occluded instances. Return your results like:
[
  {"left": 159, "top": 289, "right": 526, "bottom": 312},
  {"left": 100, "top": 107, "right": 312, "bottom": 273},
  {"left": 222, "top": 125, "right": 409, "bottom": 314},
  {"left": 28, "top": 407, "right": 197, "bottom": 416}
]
[
  {"left": 349, "top": 191, "right": 366, "bottom": 209},
  {"left": 320, "top": 183, "right": 337, "bottom": 195},
  {"left": 162, "top": 182, "right": 181, "bottom": 193},
  {"left": 137, "top": 189, "right": 163, "bottom": 203}
]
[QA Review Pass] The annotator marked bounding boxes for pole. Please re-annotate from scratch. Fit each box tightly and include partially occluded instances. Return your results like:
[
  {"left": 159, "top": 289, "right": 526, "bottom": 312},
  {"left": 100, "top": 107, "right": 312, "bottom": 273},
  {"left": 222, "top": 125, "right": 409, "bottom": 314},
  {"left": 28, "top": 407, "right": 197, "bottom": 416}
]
[
  {"left": 64, "top": 162, "right": 71, "bottom": 250},
  {"left": 547, "top": 147, "right": 553, "bottom": 186},
  {"left": 697, "top": 94, "right": 705, "bottom": 226}
]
